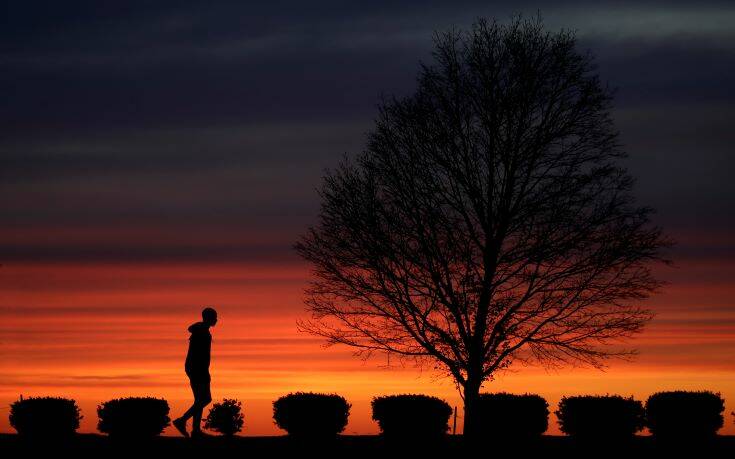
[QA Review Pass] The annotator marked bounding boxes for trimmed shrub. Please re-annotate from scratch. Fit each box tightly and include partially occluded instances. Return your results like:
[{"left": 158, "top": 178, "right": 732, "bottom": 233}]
[
  {"left": 204, "top": 398, "right": 244, "bottom": 436},
  {"left": 273, "top": 392, "right": 350, "bottom": 437},
  {"left": 97, "top": 397, "right": 170, "bottom": 437},
  {"left": 477, "top": 392, "right": 549, "bottom": 437},
  {"left": 9, "top": 396, "right": 82, "bottom": 437},
  {"left": 556, "top": 395, "right": 645, "bottom": 438},
  {"left": 371, "top": 394, "right": 452, "bottom": 438},
  {"left": 646, "top": 391, "right": 724, "bottom": 438}
]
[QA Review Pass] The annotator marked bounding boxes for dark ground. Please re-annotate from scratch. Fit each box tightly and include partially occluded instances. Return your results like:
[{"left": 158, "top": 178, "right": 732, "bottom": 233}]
[{"left": 1, "top": 434, "right": 734, "bottom": 458}]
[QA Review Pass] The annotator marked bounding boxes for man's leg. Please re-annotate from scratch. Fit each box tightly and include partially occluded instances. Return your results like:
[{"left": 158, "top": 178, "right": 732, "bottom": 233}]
[
  {"left": 173, "top": 375, "right": 201, "bottom": 437},
  {"left": 179, "top": 403, "right": 198, "bottom": 422},
  {"left": 191, "top": 404, "right": 204, "bottom": 434},
  {"left": 190, "top": 376, "right": 212, "bottom": 435}
]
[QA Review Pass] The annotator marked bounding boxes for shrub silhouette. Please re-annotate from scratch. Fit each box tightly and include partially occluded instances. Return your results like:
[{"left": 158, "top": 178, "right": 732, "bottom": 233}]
[
  {"left": 204, "top": 398, "right": 244, "bottom": 436},
  {"left": 645, "top": 391, "right": 724, "bottom": 438},
  {"left": 371, "top": 394, "right": 452, "bottom": 438},
  {"left": 97, "top": 397, "right": 170, "bottom": 437},
  {"left": 556, "top": 395, "right": 644, "bottom": 438},
  {"left": 9, "top": 396, "right": 81, "bottom": 437},
  {"left": 477, "top": 392, "right": 549, "bottom": 437},
  {"left": 273, "top": 392, "right": 350, "bottom": 437}
]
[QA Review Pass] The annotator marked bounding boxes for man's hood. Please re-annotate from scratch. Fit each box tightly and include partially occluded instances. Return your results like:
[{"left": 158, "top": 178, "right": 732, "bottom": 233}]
[{"left": 188, "top": 321, "right": 209, "bottom": 334}]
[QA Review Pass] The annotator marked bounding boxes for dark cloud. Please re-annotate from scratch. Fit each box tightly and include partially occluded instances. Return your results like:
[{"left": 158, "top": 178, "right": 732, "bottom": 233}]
[
  {"left": 0, "top": 242, "right": 298, "bottom": 263},
  {"left": 2, "top": 1, "right": 733, "bottom": 262}
]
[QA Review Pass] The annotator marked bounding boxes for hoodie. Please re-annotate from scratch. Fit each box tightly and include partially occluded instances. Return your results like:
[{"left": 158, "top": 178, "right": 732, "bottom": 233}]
[{"left": 185, "top": 322, "right": 211, "bottom": 377}]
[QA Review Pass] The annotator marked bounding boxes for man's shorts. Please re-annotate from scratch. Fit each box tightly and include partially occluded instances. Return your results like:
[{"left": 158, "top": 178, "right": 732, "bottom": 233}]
[{"left": 187, "top": 373, "right": 211, "bottom": 403}]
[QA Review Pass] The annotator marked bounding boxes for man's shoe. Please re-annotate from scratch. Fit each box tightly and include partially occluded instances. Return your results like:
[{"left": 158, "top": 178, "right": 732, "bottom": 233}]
[{"left": 173, "top": 418, "right": 189, "bottom": 438}]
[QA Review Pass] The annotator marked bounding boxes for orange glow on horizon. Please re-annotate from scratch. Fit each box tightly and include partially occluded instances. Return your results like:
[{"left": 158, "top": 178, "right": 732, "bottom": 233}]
[{"left": 1, "top": 261, "right": 733, "bottom": 436}]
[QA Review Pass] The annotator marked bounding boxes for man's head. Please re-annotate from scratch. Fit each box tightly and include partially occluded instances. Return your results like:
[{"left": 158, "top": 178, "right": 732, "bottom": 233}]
[{"left": 202, "top": 307, "right": 218, "bottom": 326}]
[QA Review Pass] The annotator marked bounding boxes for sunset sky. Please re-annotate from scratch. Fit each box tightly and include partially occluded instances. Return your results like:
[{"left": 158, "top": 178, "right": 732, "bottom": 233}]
[{"left": 1, "top": 1, "right": 734, "bottom": 435}]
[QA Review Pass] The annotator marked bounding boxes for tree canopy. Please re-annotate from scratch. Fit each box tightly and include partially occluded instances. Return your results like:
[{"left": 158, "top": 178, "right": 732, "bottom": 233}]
[{"left": 295, "top": 16, "right": 670, "bottom": 436}]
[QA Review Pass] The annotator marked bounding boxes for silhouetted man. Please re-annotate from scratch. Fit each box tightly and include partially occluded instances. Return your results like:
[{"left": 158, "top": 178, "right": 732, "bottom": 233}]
[{"left": 173, "top": 307, "right": 217, "bottom": 438}]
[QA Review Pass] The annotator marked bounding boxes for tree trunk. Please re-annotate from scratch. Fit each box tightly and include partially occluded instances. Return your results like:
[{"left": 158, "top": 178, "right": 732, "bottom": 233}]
[{"left": 462, "top": 376, "right": 483, "bottom": 440}]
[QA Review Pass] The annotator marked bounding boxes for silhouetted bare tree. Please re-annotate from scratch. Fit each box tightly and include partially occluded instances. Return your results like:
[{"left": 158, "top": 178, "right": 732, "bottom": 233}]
[{"left": 295, "top": 17, "right": 670, "bottom": 438}]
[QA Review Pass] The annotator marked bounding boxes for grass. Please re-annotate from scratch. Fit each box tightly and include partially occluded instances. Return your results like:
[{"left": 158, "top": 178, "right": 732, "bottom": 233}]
[{"left": 1, "top": 433, "right": 734, "bottom": 458}]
